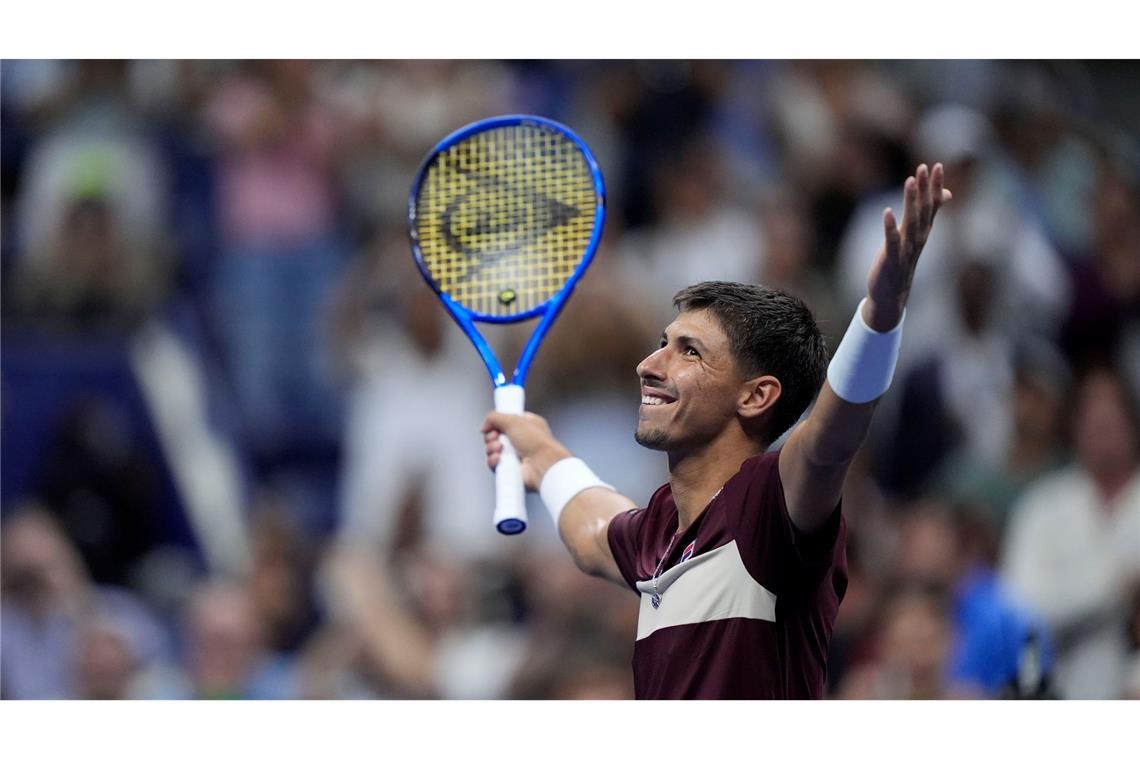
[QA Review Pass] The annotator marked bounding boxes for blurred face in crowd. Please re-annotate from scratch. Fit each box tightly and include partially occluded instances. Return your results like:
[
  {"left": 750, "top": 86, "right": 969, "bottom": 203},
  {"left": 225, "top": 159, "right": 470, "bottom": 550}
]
[
  {"left": 406, "top": 551, "right": 466, "bottom": 632},
  {"left": 894, "top": 507, "right": 960, "bottom": 589},
  {"left": 59, "top": 199, "right": 118, "bottom": 284},
  {"left": 0, "top": 510, "right": 87, "bottom": 616},
  {"left": 760, "top": 199, "right": 812, "bottom": 287},
  {"left": 1072, "top": 369, "right": 1140, "bottom": 486},
  {"left": 879, "top": 591, "right": 952, "bottom": 698},
  {"left": 248, "top": 507, "right": 310, "bottom": 650},
  {"left": 1013, "top": 370, "right": 1062, "bottom": 446},
  {"left": 187, "top": 583, "right": 263, "bottom": 698},
  {"left": 635, "top": 309, "right": 751, "bottom": 455},
  {"left": 1093, "top": 172, "right": 1140, "bottom": 301},
  {"left": 75, "top": 619, "right": 137, "bottom": 700},
  {"left": 249, "top": 554, "right": 304, "bottom": 649},
  {"left": 653, "top": 140, "right": 719, "bottom": 223}
]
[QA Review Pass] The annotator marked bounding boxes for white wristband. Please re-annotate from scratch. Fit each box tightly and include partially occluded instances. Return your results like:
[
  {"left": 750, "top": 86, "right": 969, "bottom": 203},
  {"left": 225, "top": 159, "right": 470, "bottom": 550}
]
[
  {"left": 827, "top": 298, "right": 905, "bottom": 404},
  {"left": 539, "top": 457, "right": 614, "bottom": 525}
]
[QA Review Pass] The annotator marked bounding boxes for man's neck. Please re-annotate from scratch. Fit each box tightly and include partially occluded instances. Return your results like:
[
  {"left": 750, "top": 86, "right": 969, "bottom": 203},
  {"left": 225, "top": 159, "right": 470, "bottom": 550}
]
[{"left": 668, "top": 434, "right": 764, "bottom": 533}]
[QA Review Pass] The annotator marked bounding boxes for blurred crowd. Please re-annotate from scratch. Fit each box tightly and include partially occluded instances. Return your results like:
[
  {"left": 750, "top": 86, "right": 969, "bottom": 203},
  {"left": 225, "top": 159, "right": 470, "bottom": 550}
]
[{"left": 1, "top": 60, "right": 1138, "bottom": 700}]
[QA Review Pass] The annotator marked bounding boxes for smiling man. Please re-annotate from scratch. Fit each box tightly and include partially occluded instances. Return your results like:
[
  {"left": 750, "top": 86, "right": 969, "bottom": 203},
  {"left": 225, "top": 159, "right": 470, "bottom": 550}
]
[{"left": 482, "top": 163, "right": 951, "bottom": 698}]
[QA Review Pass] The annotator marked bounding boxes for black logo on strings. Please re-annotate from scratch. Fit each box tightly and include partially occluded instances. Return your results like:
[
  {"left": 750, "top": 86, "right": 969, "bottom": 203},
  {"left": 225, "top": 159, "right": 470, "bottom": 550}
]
[{"left": 439, "top": 167, "right": 581, "bottom": 282}]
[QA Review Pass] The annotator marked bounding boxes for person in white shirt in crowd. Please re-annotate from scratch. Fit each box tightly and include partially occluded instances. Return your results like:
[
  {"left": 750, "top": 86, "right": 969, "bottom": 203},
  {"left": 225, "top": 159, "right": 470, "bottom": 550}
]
[
  {"left": 1001, "top": 364, "right": 1140, "bottom": 698},
  {"left": 335, "top": 236, "right": 511, "bottom": 561}
]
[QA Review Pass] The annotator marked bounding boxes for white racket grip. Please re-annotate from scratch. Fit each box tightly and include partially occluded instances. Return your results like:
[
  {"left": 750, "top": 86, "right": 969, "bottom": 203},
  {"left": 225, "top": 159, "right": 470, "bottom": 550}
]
[{"left": 492, "top": 384, "right": 527, "bottom": 535}]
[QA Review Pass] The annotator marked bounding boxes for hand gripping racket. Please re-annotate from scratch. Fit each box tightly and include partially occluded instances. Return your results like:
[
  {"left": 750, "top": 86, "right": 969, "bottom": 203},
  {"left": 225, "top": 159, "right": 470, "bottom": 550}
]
[{"left": 408, "top": 115, "right": 606, "bottom": 535}]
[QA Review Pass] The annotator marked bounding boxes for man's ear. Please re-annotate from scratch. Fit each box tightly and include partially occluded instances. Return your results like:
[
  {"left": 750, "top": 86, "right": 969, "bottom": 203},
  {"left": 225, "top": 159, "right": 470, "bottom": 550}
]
[{"left": 738, "top": 375, "right": 781, "bottom": 420}]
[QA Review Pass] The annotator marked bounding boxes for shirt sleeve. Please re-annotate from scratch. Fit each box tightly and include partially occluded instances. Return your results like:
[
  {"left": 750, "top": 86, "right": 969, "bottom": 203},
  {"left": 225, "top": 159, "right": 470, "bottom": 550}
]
[
  {"left": 732, "top": 449, "right": 844, "bottom": 598},
  {"left": 606, "top": 506, "right": 650, "bottom": 594}
]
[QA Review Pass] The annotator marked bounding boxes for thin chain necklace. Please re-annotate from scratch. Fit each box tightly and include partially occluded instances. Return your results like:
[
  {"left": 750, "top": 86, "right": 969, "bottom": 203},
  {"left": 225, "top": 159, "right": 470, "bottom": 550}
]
[{"left": 650, "top": 486, "right": 722, "bottom": 609}]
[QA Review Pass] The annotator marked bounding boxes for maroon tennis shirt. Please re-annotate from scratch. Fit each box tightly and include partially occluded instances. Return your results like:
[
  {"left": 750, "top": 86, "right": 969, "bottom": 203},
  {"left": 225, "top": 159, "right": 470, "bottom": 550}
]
[{"left": 606, "top": 449, "right": 847, "bottom": 699}]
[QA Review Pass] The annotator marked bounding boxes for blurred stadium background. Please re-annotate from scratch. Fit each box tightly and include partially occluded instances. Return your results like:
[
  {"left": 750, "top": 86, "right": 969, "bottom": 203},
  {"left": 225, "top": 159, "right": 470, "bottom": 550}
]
[{"left": 1, "top": 59, "right": 1138, "bottom": 700}]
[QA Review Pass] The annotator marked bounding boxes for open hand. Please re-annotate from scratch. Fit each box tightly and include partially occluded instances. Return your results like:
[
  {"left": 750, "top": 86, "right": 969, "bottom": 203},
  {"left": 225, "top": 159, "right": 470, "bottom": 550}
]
[{"left": 864, "top": 163, "right": 952, "bottom": 331}]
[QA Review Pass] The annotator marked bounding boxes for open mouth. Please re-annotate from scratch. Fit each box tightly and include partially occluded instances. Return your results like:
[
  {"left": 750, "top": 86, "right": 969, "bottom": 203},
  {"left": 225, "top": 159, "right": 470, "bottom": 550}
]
[{"left": 640, "top": 391, "right": 677, "bottom": 406}]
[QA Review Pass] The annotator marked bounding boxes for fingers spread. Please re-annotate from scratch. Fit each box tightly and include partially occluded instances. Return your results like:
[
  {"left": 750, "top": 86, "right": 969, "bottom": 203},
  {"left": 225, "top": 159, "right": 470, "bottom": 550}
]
[
  {"left": 883, "top": 207, "right": 898, "bottom": 236},
  {"left": 931, "top": 163, "right": 944, "bottom": 210},
  {"left": 903, "top": 176, "right": 919, "bottom": 243},
  {"left": 883, "top": 208, "right": 901, "bottom": 257},
  {"left": 917, "top": 164, "right": 932, "bottom": 227},
  {"left": 933, "top": 163, "right": 953, "bottom": 211}
]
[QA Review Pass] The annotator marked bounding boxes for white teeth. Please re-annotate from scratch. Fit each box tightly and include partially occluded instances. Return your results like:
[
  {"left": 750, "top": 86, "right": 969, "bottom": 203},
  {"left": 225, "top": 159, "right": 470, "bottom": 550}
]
[{"left": 641, "top": 395, "right": 669, "bottom": 406}]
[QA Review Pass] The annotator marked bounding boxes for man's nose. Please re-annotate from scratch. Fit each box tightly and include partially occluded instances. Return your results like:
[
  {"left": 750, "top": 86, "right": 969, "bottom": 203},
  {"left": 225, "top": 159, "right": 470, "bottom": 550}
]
[{"left": 637, "top": 347, "right": 667, "bottom": 383}]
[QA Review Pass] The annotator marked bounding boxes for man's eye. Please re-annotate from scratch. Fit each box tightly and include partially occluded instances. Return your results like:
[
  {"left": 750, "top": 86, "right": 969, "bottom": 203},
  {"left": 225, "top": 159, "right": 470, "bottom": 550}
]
[{"left": 684, "top": 346, "right": 700, "bottom": 357}]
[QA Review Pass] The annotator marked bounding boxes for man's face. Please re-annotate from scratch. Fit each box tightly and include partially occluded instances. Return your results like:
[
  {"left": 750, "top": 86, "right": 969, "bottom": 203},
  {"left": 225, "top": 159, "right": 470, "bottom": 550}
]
[
  {"left": 634, "top": 309, "right": 747, "bottom": 453},
  {"left": 1073, "top": 370, "right": 1139, "bottom": 478}
]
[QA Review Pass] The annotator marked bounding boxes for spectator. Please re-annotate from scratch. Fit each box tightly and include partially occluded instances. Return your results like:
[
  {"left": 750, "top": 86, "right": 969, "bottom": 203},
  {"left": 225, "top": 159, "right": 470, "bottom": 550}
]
[
  {"left": 9, "top": 193, "right": 168, "bottom": 332},
  {"left": 320, "top": 545, "right": 530, "bottom": 699},
  {"left": 202, "top": 60, "right": 347, "bottom": 468},
  {"left": 936, "top": 341, "right": 1071, "bottom": 526},
  {"left": 991, "top": 63, "right": 1102, "bottom": 258},
  {"left": 73, "top": 600, "right": 180, "bottom": 700},
  {"left": 246, "top": 503, "right": 319, "bottom": 654},
  {"left": 0, "top": 507, "right": 169, "bottom": 699},
  {"left": 616, "top": 132, "right": 765, "bottom": 326},
  {"left": 1, "top": 507, "right": 93, "bottom": 698},
  {"left": 894, "top": 503, "right": 1054, "bottom": 697},
  {"left": 25, "top": 396, "right": 160, "bottom": 587},
  {"left": 1061, "top": 165, "right": 1140, "bottom": 371},
  {"left": 12, "top": 60, "right": 169, "bottom": 307},
  {"left": 836, "top": 586, "right": 976, "bottom": 699},
  {"left": 507, "top": 547, "right": 635, "bottom": 699},
  {"left": 335, "top": 240, "right": 511, "bottom": 560},
  {"left": 180, "top": 579, "right": 298, "bottom": 699},
  {"left": 1001, "top": 364, "right": 1140, "bottom": 698},
  {"left": 879, "top": 258, "right": 1015, "bottom": 497}
]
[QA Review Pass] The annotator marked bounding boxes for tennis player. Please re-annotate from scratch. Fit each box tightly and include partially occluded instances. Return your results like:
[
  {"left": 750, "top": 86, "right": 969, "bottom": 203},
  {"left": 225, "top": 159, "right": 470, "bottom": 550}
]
[{"left": 482, "top": 163, "right": 951, "bottom": 698}]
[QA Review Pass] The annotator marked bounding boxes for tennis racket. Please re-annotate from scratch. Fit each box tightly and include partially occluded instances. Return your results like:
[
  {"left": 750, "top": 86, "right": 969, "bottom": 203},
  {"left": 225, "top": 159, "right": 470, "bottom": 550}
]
[{"left": 408, "top": 115, "right": 606, "bottom": 535}]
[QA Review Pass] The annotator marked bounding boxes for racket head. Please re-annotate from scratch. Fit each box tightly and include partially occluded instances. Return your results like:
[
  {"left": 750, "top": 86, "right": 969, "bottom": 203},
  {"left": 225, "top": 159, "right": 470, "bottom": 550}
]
[{"left": 408, "top": 115, "right": 606, "bottom": 324}]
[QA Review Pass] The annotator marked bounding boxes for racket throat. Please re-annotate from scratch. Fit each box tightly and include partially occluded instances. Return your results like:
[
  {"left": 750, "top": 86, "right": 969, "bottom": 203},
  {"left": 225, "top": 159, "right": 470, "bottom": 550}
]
[{"left": 493, "top": 383, "right": 526, "bottom": 415}]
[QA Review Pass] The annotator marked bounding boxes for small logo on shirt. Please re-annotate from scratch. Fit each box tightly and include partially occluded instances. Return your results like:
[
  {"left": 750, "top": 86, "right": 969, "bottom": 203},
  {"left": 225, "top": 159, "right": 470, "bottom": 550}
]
[{"left": 680, "top": 540, "right": 696, "bottom": 564}]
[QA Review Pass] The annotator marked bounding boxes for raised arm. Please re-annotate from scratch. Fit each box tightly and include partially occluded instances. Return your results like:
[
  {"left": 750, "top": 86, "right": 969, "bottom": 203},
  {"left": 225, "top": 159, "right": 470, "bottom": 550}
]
[
  {"left": 779, "top": 163, "right": 952, "bottom": 533},
  {"left": 481, "top": 412, "right": 637, "bottom": 586}
]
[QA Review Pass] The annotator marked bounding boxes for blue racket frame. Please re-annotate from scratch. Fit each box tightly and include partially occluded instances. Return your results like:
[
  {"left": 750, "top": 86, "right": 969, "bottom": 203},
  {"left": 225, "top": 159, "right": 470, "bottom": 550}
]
[{"left": 408, "top": 114, "right": 607, "bottom": 388}]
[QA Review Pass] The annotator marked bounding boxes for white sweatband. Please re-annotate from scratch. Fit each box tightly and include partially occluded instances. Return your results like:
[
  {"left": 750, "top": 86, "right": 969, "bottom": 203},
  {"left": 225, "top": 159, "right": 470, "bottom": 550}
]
[
  {"left": 826, "top": 298, "right": 906, "bottom": 403},
  {"left": 539, "top": 457, "right": 614, "bottom": 524}
]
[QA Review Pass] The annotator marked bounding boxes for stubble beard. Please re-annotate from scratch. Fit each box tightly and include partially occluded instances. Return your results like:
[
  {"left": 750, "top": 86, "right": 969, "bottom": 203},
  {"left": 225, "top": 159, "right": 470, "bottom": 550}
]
[{"left": 635, "top": 424, "right": 671, "bottom": 451}]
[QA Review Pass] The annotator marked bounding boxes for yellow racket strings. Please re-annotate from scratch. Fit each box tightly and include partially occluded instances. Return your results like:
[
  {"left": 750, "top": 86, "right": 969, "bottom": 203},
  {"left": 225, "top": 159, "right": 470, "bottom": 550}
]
[{"left": 414, "top": 124, "right": 598, "bottom": 318}]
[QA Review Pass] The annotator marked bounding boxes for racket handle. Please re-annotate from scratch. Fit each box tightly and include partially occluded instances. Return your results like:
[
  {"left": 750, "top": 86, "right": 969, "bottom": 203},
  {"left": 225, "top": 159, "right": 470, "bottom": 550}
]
[{"left": 492, "top": 384, "right": 527, "bottom": 535}]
